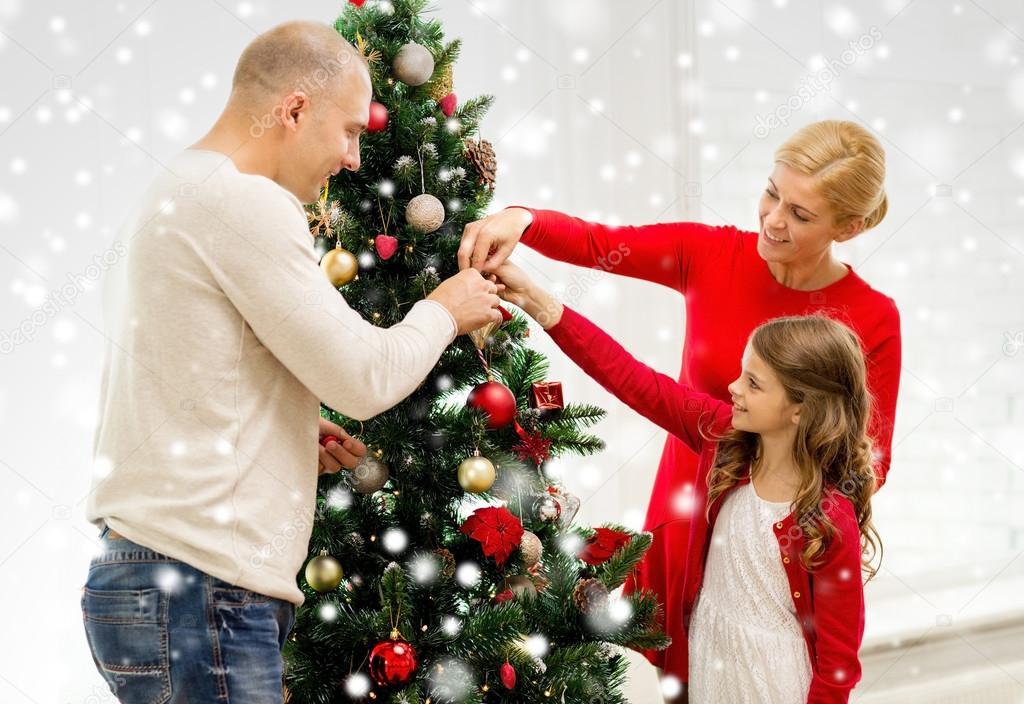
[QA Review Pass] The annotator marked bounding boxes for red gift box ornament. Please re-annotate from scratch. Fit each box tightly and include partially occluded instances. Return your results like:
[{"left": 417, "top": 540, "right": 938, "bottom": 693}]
[{"left": 529, "top": 381, "right": 564, "bottom": 417}]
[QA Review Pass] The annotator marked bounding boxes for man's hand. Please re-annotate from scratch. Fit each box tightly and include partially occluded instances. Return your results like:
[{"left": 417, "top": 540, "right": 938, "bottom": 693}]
[
  {"left": 426, "top": 268, "right": 504, "bottom": 335},
  {"left": 317, "top": 417, "right": 367, "bottom": 475},
  {"left": 458, "top": 207, "right": 533, "bottom": 272}
]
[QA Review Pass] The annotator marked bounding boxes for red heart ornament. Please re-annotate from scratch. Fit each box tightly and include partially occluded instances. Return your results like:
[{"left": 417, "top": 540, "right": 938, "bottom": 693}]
[
  {"left": 375, "top": 234, "right": 399, "bottom": 260},
  {"left": 439, "top": 93, "right": 457, "bottom": 117}
]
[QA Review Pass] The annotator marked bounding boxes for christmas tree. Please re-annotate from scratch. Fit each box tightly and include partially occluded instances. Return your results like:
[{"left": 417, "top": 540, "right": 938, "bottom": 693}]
[{"left": 284, "top": 2, "right": 669, "bottom": 702}]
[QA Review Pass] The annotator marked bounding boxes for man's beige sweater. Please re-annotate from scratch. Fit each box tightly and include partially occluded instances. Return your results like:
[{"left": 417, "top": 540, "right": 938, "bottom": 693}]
[{"left": 86, "top": 149, "right": 456, "bottom": 605}]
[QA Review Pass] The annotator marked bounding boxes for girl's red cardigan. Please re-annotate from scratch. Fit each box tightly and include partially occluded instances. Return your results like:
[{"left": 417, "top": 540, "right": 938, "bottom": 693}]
[{"left": 546, "top": 304, "right": 867, "bottom": 704}]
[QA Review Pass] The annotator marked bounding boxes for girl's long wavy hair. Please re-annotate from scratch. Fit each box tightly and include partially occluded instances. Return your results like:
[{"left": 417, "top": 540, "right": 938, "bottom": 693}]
[{"left": 706, "top": 314, "right": 882, "bottom": 580}]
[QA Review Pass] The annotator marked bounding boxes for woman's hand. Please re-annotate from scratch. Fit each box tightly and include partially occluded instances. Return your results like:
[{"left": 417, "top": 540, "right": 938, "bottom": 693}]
[
  {"left": 489, "top": 262, "right": 564, "bottom": 329},
  {"left": 458, "top": 207, "right": 533, "bottom": 272}
]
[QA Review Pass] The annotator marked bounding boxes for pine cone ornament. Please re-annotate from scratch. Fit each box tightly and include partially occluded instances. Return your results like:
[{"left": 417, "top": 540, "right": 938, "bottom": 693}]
[
  {"left": 463, "top": 138, "right": 497, "bottom": 189},
  {"left": 433, "top": 548, "right": 456, "bottom": 578},
  {"left": 572, "top": 577, "right": 609, "bottom": 615},
  {"left": 430, "top": 63, "right": 453, "bottom": 102}
]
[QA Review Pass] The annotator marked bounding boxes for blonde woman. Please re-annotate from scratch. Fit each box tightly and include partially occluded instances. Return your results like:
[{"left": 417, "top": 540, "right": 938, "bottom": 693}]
[{"left": 459, "top": 120, "right": 901, "bottom": 693}]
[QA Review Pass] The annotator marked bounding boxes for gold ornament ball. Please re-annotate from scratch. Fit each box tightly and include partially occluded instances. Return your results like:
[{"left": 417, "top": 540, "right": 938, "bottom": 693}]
[
  {"left": 520, "top": 530, "right": 543, "bottom": 567},
  {"left": 457, "top": 453, "right": 495, "bottom": 493},
  {"left": 305, "top": 552, "right": 343, "bottom": 592},
  {"left": 348, "top": 454, "right": 390, "bottom": 494},
  {"left": 405, "top": 194, "right": 445, "bottom": 234},
  {"left": 320, "top": 246, "right": 358, "bottom": 287},
  {"left": 393, "top": 43, "right": 435, "bottom": 86},
  {"left": 501, "top": 574, "right": 537, "bottom": 599}
]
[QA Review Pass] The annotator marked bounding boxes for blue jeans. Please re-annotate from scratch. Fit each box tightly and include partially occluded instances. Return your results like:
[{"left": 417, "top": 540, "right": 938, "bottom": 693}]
[{"left": 81, "top": 524, "right": 296, "bottom": 703}]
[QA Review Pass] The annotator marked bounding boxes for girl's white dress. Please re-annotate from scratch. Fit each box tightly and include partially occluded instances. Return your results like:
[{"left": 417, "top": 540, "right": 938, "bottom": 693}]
[{"left": 688, "top": 482, "right": 813, "bottom": 703}]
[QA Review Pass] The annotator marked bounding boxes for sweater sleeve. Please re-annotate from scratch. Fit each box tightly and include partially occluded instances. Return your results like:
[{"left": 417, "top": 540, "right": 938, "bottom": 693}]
[
  {"left": 806, "top": 504, "right": 865, "bottom": 704},
  {"left": 865, "top": 300, "right": 901, "bottom": 489},
  {"left": 202, "top": 181, "right": 457, "bottom": 421},
  {"left": 509, "top": 206, "right": 733, "bottom": 294},
  {"left": 545, "top": 305, "right": 732, "bottom": 454}
]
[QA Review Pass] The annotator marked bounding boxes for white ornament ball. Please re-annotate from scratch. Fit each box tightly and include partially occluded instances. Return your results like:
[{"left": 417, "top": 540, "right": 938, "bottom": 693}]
[
  {"left": 393, "top": 43, "right": 435, "bottom": 86},
  {"left": 406, "top": 193, "right": 445, "bottom": 233}
]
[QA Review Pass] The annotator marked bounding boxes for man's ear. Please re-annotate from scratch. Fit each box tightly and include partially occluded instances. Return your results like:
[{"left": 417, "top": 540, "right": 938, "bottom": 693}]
[{"left": 281, "top": 91, "right": 310, "bottom": 130}]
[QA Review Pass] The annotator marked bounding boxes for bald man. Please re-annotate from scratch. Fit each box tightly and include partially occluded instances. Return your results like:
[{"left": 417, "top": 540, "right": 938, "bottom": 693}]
[{"left": 81, "top": 21, "right": 501, "bottom": 703}]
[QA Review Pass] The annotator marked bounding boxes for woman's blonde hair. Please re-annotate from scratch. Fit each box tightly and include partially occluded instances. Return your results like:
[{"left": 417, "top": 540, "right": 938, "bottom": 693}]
[
  {"left": 775, "top": 120, "right": 888, "bottom": 232},
  {"left": 706, "top": 314, "right": 882, "bottom": 580}
]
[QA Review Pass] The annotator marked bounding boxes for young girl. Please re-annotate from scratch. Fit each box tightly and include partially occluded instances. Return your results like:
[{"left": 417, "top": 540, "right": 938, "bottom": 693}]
[{"left": 489, "top": 263, "right": 881, "bottom": 704}]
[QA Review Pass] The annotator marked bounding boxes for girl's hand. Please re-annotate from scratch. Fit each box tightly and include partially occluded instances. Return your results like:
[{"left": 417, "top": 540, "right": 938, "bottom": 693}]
[
  {"left": 489, "top": 263, "right": 564, "bottom": 329},
  {"left": 489, "top": 261, "right": 533, "bottom": 309}
]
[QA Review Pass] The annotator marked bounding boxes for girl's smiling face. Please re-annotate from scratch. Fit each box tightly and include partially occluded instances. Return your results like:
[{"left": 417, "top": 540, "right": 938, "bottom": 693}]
[
  {"left": 727, "top": 342, "right": 801, "bottom": 434},
  {"left": 756, "top": 163, "right": 861, "bottom": 265}
]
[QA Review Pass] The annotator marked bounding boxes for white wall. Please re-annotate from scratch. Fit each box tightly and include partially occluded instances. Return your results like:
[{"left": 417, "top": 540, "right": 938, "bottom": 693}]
[{"left": 0, "top": 0, "right": 1021, "bottom": 701}]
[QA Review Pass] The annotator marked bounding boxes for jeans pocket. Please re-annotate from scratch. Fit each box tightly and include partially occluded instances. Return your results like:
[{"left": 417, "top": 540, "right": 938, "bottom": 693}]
[{"left": 82, "top": 587, "right": 171, "bottom": 704}]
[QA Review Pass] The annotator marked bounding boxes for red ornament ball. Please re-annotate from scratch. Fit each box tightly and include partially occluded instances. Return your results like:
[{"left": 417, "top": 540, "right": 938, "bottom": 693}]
[
  {"left": 367, "top": 101, "right": 389, "bottom": 133},
  {"left": 369, "top": 637, "right": 418, "bottom": 687},
  {"left": 319, "top": 434, "right": 339, "bottom": 447},
  {"left": 348, "top": 0, "right": 365, "bottom": 6},
  {"left": 467, "top": 380, "right": 517, "bottom": 429}
]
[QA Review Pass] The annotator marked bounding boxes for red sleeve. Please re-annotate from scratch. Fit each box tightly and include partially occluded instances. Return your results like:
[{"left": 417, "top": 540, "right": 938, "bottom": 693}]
[
  {"left": 806, "top": 506, "right": 865, "bottom": 704},
  {"left": 508, "top": 206, "right": 735, "bottom": 294},
  {"left": 545, "top": 305, "right": 732, "bottom": 454},
  {"left": 865, "top": 300, "right": 901, "bottom": 489}
]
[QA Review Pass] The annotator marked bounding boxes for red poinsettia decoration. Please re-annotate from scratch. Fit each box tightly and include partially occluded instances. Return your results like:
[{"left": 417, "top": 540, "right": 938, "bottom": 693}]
[
  {"left": 460, "top": 506, "right": 524, "bottom": 565},
  {"left": 578, "top": 527, "right": 632, "bottom": 566}
]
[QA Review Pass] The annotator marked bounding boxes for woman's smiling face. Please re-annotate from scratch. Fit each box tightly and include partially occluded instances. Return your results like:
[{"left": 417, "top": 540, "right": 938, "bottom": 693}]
[{"left": 756, "top": 162, "right": 859, "bottom": 265}]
